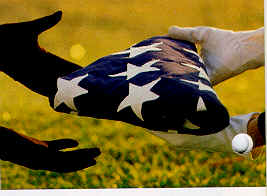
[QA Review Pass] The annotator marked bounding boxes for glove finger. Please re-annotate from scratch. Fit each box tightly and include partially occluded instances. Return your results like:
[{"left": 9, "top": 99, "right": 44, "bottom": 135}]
[
  {"left": 168, "top": 26, "right": 197, "bottom": 42},
  {"left": 168, "top": 25, "right": 211, "bottom": 43},
  {"left": 45, "top": 138, "right": 79, "bottom": 151},
  {"left": 29, "top": 11, "right": 62, "bottom": 35}
]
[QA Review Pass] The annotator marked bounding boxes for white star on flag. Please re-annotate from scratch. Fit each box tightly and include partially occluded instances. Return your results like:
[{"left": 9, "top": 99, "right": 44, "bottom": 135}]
[
  {"left": 197, "top": 96, "right": 207, "bottom": 111},
  {"left": 112, "top": 42, "right": 163, "bottom": 58},
  {"left": 180, "top": 79, "right": 217, "bottom": 97},
  {"left": 117, "top": 78, "right": 161, "bottom": 121},
  {"left": 181, "top": 62, "right": 210, "bottom": 82},
  {"left": 109, "top": 59, "right": 160, "bottom": 80},
  {"left": 54, "top": 74, "right": 88, "bottom": 111},
  {"left": 182, "top": 48, "right": 204, "bottom": 64}
]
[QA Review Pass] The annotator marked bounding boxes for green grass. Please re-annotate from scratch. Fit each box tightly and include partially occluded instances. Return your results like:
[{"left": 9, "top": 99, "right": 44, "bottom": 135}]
[{"left": 0, "top": 0, "right": 265, "bottom": 189}]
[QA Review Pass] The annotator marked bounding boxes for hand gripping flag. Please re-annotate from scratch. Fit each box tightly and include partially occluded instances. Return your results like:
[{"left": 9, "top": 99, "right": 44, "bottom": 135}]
[{"left": 50, "top": 36, "right": 229, "bottom": 136}]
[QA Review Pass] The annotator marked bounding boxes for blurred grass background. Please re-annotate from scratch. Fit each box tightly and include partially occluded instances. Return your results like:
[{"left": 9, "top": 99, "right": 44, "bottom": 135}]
[{"left": 0, "top": 0, "right": 265, "bottom": 189}]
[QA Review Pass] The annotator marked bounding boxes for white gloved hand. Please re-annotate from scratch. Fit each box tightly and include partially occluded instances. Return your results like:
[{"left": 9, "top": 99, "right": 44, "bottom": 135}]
[{"left": 168, "top": 26, "right": 264, "bottom": 85}]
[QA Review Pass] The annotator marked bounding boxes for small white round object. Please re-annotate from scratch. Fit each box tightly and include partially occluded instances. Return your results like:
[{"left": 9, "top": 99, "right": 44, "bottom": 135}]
[{"left": 232, "top": 133, "right": 253, "bottom": 154}]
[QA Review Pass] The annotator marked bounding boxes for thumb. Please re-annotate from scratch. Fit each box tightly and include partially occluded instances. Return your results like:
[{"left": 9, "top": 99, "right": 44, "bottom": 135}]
[
  {"left": 168, "top": 25, "right": 210, "bottom": 43},
  {"left": 29, "top": 11, "right": 62, "bottom": 35}
]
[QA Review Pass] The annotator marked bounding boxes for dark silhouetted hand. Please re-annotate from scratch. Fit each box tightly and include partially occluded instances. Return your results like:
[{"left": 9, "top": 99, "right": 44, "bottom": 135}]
[
  {"left": 0, "top": 126, "right": 101, "bottom": 172},
  {"left": 0, "top": 11, "right": 82, "bottom": 97}
]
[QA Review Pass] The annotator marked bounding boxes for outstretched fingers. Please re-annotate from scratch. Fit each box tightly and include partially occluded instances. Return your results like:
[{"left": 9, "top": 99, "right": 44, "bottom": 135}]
[
  {"left": 49, "top": 148, "right": 101, "bottom": 173},
  {"left": 44, "top": 138, "right": 101, "bottom": 172}
]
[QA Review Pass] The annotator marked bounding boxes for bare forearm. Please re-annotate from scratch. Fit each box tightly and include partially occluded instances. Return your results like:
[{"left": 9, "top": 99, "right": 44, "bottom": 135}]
[
  {"left": 0, "top": 126, "right": 47, "bottom": 161},
  {"left": 1, "top": 48, "right": 82, "bottom": 98}
]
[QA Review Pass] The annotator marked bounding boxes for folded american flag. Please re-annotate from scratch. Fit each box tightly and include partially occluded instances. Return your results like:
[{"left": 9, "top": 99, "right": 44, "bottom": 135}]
[{"left": 51, "top": 36, "right": 229, "bottom": 135}]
